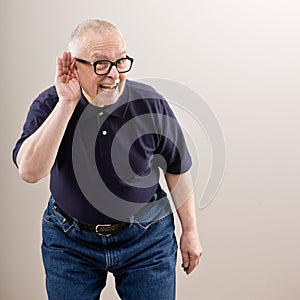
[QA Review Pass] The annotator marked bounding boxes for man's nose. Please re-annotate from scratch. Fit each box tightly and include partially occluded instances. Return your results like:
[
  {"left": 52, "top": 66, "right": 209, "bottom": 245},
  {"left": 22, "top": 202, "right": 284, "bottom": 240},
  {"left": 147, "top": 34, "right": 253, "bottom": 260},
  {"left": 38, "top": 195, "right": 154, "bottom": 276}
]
[{"left": 107, "top": 65, "right": 119, "bottom": 79}]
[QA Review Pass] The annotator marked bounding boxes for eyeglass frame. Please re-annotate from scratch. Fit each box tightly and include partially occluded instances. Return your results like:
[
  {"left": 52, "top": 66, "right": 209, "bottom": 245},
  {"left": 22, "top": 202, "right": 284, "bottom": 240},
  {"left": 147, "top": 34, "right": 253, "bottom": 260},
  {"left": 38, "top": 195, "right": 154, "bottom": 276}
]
[{"left": 75, "top": 55, "right": 134, "bottom": 75}]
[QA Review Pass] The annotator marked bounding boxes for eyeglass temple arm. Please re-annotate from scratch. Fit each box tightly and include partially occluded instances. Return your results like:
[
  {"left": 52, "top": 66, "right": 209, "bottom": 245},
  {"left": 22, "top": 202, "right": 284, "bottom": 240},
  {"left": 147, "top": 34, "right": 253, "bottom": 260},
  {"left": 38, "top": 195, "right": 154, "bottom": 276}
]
[{"left": 75, "top": 58, "right": 94, "bottom": 66}]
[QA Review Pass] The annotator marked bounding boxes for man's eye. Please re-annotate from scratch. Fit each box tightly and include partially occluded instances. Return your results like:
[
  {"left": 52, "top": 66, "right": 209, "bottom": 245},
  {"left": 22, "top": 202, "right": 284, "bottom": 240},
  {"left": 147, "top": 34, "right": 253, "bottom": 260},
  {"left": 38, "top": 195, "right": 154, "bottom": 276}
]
[
  {"left": 95, "top": 61, "right": 110, "bottom": 72},
  {"left": 97, "top": 61, "right": 110, "bottom": 66}
]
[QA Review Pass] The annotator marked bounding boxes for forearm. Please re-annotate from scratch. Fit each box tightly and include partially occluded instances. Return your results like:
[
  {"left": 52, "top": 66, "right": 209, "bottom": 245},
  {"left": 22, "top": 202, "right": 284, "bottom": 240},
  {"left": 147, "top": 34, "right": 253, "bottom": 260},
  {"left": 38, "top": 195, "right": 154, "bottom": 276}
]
[
  {"left": 17, "top": 100, "right": 77, "bottom": 183},
  {"left": 165, "top": 171, "right": 202, "bottom": 274},
  {"left": 176, "top": 193, "right": 198, "bottom": 232},
  {"left": 165, "top": 171, "right": 198, "bottom": 231}
]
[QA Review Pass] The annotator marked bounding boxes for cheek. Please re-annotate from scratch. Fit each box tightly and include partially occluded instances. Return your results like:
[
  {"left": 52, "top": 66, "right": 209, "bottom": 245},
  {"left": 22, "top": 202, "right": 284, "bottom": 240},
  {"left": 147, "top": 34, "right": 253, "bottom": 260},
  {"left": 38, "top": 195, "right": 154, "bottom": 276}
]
[
  {"left": 82, "top": 77, "right": 101, "bottom": 93},
  {"left": 119, "top": 75, "right": 127, "bottom": 86},
  {"left": 118, "top": 77, "right": 127, "bottom": 93},
  {"left": 120, "top": 74, "right": 127, "bottom": 82},
  {"left": 78, "top": 69, "right": 101, "bottom": 88}
]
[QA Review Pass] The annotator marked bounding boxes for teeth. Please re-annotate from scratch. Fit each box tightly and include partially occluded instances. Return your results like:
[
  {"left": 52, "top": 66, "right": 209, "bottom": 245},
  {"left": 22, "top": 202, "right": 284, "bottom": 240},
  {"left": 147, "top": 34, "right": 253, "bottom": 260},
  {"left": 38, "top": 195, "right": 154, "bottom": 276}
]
[
  {"left": 101, "top": 84, "right": 114, "bottom": 88},
  {"left": 99, "top": 80, "right": 120, "bottom": 89}
]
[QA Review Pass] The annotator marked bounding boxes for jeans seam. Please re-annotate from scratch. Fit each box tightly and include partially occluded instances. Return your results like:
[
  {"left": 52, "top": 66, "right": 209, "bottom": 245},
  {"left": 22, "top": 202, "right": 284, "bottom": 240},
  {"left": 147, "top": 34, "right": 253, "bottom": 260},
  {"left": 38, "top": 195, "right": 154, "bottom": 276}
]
[{"left": 134, "top": 213, "right": 172, "bottom": 230}]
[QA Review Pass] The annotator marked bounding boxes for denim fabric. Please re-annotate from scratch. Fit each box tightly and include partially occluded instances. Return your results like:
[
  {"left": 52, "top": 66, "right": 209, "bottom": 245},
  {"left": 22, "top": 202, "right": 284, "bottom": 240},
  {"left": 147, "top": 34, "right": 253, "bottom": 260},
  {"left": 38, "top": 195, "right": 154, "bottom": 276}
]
[{"left": 41, "top": 197, "right": 177, "bottom": 300}]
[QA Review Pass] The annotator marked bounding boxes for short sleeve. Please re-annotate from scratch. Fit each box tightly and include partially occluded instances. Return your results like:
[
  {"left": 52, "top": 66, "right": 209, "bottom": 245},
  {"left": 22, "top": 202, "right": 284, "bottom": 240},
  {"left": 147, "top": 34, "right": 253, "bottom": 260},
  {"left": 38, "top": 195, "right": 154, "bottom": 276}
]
[
  {"left": 155, "top": 99, "right": 192, "bottom": 174},
  {"left": 12, "top": 86, "right": 58, "bottom": 167}
]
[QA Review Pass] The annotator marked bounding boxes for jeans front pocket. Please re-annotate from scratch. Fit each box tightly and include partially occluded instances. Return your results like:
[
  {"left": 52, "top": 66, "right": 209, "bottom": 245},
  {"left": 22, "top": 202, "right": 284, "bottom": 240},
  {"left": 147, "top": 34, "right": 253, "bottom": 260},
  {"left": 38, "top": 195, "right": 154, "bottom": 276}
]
[
  {"left": 42, "top": 196, "right": 75, "bottom": 233},
  {"left": 134, "top": 196, "right": 173, "bottom": 230},
  {"left": 134, "top": 213, "right": 174, "bottom": 234}
]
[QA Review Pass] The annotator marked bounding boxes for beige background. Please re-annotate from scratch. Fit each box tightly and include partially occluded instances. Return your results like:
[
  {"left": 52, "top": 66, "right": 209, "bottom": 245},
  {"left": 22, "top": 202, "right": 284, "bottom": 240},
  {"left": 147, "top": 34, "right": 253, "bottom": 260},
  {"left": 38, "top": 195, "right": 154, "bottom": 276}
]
[{"left": 1, "top": 0, "right": 299, "bottom": 299}]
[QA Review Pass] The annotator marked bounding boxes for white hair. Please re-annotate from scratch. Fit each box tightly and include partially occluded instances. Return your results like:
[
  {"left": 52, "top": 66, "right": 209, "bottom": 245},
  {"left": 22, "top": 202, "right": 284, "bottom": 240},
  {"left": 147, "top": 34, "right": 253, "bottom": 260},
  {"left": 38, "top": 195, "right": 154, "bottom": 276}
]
[{"left": 68, "top": 19, "right": 123, "bottom": 56}]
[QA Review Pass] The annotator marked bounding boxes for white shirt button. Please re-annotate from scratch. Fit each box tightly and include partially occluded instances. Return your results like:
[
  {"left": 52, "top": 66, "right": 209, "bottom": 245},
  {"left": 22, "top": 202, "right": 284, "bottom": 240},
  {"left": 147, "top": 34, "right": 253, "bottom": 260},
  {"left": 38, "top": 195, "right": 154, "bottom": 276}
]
[
  {"left": 102, "top": 130, "right": 108, "bottom": 136},
  {"left": 98, "top": 112, "right": 104, "bottom": 116}
]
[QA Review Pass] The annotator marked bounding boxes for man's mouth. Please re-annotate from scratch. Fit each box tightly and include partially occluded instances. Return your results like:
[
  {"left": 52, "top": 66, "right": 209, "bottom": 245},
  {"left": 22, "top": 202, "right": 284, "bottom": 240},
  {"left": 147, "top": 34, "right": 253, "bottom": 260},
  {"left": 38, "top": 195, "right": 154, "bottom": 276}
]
[{"left": 99, "top": 81, "right": 120, "bottom": 91}]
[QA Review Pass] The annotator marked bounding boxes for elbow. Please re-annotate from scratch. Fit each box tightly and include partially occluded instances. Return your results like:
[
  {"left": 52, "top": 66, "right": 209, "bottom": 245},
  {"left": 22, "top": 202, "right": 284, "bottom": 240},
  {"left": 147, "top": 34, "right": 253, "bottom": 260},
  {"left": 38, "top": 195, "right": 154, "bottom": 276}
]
[
  {"left": 18, "top": 164, "right": 44, "bottom": 183},
  {"left": 19, "top": 170, "right": 41, "bottom": 183},
  {"left": 17, "top": 155, "right": 44, "bottom": 183}
]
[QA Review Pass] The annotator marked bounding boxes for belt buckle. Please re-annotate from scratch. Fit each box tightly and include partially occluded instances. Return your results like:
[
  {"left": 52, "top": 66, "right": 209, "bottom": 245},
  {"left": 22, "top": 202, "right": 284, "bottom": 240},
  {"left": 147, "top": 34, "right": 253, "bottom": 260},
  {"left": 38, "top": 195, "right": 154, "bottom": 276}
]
[{"left": 95, "top": 224, "right": 113, "bottom": 236}]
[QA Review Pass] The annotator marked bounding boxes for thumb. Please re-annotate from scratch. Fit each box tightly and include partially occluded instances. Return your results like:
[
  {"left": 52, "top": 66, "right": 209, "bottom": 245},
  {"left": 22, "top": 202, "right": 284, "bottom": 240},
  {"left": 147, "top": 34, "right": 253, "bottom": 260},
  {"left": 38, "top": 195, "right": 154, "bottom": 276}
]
[{"left": 181, "top": 250, "right": 190, "bottom": 269}]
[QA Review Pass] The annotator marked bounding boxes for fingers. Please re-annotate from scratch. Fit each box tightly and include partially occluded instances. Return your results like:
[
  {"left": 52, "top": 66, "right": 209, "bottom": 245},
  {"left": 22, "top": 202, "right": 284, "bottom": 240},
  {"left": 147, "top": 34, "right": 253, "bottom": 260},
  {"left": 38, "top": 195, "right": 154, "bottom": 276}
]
[
  {"left": 55, "top": 52, "right": 75, "bottom": 84},
  {"left": 61, "top": 52, "right": 72, "bottom": 77},
  {"left": 54, "top": 52, "right": 81, "bottom": 102},
  {"left": 181, "top": 249, "right": 203, "bottom": 275},
  {"left": 180, "top": 230, "right": 203, "bottom": 275},
  {"left": 181, "top": 251, "right": 190, "bottom": 271},
  {"left": 55, "top": 56, "right": 63, "bottom": 80}
]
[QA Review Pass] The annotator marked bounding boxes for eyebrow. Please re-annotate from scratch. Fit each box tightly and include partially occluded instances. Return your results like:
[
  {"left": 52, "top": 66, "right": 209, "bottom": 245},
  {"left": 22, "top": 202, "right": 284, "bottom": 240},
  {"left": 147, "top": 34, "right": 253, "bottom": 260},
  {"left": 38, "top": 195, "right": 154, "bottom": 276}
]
[{"left": 91, "top": 51, "right": 127, "bottom": 60}]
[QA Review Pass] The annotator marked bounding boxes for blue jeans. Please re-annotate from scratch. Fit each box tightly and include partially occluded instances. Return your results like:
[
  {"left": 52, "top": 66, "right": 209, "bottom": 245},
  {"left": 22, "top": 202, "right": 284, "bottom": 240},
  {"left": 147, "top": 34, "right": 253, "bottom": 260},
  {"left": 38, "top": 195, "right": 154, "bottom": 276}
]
[{"left": 41, "top": 197, "right": 177, "bottom": 300}]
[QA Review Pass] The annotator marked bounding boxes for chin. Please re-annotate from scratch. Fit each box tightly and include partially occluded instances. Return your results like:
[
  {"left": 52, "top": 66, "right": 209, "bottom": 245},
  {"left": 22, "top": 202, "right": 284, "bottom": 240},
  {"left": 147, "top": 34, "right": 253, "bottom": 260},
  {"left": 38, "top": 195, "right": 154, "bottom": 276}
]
[{"left": 92, "top": 93, "right": 119, "bottom": 107}]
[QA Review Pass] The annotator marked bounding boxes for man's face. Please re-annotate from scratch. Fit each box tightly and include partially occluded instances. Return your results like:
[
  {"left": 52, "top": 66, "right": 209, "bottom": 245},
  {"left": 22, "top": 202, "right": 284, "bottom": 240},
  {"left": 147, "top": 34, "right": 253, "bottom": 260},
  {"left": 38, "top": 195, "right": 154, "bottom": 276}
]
[{"left": 75, "top": 29, "right": 127, "bottom": 107}]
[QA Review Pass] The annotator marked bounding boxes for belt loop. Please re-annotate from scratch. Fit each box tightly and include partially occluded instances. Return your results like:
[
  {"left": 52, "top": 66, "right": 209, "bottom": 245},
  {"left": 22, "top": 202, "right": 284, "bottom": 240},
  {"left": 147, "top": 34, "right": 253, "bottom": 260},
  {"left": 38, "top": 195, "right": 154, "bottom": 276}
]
[
  {"left": 72, "top": 218, "right": 80, "bottom": 231},
  {"left": 128, "top": 215, "right": 135, "bottom": 228},
  {"left": 50, "top": 195, "right": 55, "bottom": 206}
]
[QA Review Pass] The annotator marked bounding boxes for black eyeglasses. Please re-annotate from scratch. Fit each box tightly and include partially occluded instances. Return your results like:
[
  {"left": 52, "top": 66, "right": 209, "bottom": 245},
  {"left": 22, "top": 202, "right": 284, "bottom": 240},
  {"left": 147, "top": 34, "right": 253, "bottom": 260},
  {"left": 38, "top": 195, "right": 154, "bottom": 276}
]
[{"left": 75, "top": 55, "right": 134, "bottom": 75}]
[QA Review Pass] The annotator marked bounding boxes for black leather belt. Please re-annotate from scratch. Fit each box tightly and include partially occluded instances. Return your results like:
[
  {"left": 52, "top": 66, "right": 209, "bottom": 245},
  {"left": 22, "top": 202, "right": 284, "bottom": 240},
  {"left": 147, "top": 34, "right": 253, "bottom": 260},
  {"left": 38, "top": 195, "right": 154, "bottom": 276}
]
[
  {"left": 52, "top": 187, "right": 166, "bottom": 236},
  {"left": 80, "top": 220, "right": 129, "bottom": 236},
  {"left": 54, "top": 203, "right": 129, "bottom": 236}
]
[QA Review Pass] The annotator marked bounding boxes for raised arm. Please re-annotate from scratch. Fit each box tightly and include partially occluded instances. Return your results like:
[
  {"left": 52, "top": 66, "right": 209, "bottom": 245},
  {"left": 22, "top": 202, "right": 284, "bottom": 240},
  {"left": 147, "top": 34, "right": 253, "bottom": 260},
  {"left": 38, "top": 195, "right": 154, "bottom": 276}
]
[
  {"left": 165, "top": 171, "right": 203, "bottom": 275},
  {"left": 17, "top": 52, "right": 81, "bottom": 183}
]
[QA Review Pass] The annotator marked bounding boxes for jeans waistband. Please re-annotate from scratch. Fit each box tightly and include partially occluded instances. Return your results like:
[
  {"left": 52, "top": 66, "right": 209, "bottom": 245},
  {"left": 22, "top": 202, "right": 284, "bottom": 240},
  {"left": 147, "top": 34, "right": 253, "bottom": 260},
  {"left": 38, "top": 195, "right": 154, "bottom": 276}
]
[{"left": 49, "top": 187, "right": 172, "bottom": 227}]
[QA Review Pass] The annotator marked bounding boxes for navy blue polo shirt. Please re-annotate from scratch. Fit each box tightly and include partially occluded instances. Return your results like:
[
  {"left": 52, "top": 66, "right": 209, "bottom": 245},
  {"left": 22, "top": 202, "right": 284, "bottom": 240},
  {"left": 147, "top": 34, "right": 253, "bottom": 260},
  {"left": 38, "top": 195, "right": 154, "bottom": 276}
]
[{"left": 13, "top": 80, "right": 192, "bottom": 223}]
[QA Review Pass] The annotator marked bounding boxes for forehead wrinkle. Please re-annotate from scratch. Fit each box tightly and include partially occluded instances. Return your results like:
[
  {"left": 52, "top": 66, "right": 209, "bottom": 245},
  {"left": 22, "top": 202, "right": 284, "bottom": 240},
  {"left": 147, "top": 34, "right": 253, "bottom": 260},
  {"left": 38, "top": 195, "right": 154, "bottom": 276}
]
[
  {"left": 80, "top": 35, "right": 126, "bottom": 60},
  {"left": 91, "top": 50, "right": 127, "bottom": 60}
]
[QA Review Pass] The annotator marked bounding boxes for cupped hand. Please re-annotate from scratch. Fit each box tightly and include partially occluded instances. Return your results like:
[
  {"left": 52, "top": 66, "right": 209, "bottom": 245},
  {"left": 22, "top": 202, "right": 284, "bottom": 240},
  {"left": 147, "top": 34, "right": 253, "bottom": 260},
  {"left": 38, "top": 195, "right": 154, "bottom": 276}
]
[{"left": 55, "top": 52, "right": 81, "bottom": 103}]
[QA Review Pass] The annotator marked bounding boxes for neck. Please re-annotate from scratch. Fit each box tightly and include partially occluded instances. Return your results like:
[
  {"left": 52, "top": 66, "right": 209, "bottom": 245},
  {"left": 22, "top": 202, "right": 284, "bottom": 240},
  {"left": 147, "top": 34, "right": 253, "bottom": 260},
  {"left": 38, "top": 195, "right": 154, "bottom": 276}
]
[{"left": 82, "top": 89, "right": 105, "bottom": 107}]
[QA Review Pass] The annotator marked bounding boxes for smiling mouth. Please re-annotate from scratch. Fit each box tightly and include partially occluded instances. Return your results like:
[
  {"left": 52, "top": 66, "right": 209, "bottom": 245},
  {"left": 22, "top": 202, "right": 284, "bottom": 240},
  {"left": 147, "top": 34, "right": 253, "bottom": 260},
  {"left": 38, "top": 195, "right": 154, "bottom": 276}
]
[{"left": 99, "top": 82, "right": 120, "bottom": 90}]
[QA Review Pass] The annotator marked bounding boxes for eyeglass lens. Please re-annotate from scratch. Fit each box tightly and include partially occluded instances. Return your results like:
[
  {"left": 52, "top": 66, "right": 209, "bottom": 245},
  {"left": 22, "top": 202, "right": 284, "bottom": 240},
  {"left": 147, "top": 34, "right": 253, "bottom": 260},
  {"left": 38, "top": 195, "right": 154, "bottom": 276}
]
[{"left": 95, "top": 58, "right": 131, "bottom": 75}]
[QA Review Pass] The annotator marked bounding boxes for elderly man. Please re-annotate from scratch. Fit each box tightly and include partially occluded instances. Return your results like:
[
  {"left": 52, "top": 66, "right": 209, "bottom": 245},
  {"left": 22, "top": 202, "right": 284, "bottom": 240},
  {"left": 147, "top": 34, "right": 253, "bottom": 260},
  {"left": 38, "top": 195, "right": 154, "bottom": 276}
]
[{"left": 13, "top": 19, "right": 202, "bottom": 299}]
